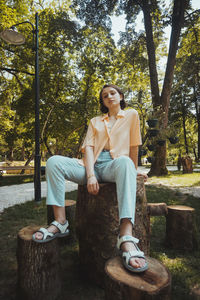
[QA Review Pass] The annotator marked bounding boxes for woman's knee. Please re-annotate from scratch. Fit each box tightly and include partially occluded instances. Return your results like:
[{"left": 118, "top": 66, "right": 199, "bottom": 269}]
[
  {"left": 46, "top": 155, "right": 63, "bottom": 172},
  {"left": 115, "top": 156, "right": 133, "bottom": 167},
  {"left": 114, "top": 156, "right": 136, "bottom": 172}
]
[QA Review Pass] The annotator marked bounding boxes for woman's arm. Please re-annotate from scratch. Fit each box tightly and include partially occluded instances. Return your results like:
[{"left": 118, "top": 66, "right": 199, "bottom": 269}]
[
  {"left": 129, "top": 146, "right": 139, "bottom": 168},
  {"left": 84, "top": 145, "right": 99, "bottom": 195},
  {"left": 130, "top": 146, "right": 148, "bottom": 181}
]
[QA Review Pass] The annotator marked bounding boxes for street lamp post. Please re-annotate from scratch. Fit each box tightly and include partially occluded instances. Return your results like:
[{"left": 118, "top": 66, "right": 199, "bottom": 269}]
[{"left": 0, "top": 13, "right": 41, "bottom": 202}]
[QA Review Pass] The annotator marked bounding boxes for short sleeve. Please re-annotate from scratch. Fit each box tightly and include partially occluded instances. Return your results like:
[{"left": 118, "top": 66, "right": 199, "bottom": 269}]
[
  {"left": 81, "top": 120, "right": 95, "bottom": 153},
  {"left": 130, "top": 111, "right": 142, "bottom": 146}
]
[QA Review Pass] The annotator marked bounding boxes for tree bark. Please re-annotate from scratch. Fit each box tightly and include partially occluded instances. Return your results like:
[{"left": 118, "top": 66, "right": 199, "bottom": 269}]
[
  {"left": 20, "top": 153, "right": 34, "bottom": 175},
  {"left": 142, "top": 0, "right": 160, "bottom": 106},
  {"left": 148, "top": 0, "right": 189, "bottom": 176},
  {"left": 181, "top": 155, "right": 193, "bottom": 173},
  {"left": 181, "top": 97, "right": 189, "bottom": 154},
  {"left": 165, "top": 205, "right": 198, "bottom": 250},
  {"left": 105, "top": 256, "right": 171, "bottom": 300},
  {"left": 76, "top": 177, "right": 150, "bottom": 286},
  {"left": 148, "top": 144, "right": 168, "bottom": 177},
  {"left": 16, "top": 225, "right": 61, "bottom": 300},
  {"left": 147, "top": 203, "right": 168, "bottom": 216}
]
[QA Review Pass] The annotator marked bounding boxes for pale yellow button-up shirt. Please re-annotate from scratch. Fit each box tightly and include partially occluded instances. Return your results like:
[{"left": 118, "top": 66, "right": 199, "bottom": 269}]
[{"left": 80, "top": 109, "right": 142, "bottom": 166}]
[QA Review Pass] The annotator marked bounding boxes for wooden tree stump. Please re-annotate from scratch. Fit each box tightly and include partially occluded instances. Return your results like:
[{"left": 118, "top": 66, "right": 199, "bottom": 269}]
[
  {"left": 16, "top": 225, "right": 61, "bottom": 300},
  {"left": 181, "top": 155, "right": 193, "bottom": 173},
  {"left": 47, "top": 199, "right": 77, "bottom": 244},
  {"left": 191, "top": 285, "right": 200, "bottom": 300},
  {"left": 105, "top": 256, "right": 171, "bottom": 300},
  {"left": 76, "top": 176, "right": 150, "bottom": 286},
  {"left": 147, "top": 203, "right": 168, "bottom": 216},
  {"left": 165, "top": 205, "right": 198, "bottom": 250}
]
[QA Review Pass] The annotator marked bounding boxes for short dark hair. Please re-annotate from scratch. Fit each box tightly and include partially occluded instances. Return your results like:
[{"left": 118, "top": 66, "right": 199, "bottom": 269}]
[{"left": 99, "top": 84, "right": 126, "bottom": 113}]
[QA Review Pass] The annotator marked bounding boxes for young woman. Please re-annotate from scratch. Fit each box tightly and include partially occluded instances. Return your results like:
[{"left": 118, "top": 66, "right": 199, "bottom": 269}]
[{"left": 33, "top": 84, "right": 148, "bottom": 273}]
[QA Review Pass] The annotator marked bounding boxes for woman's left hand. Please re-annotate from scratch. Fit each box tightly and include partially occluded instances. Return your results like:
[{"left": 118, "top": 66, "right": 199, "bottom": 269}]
[{"left": 137, "top": 173, "right": 148, "bottom": 182}]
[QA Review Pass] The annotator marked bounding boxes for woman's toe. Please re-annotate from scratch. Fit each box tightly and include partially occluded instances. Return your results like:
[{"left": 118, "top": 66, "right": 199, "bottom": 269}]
[
  {"left": 35, "top": 232, "right": 43, "bottom": 240},
  {"left": 130, "top": 258, "right": 145, "bottom": 269}
]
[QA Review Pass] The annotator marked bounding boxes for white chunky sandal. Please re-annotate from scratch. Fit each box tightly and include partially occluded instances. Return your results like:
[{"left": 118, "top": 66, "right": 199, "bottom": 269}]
[
  {"left": 117, "top": 235, "right": 148, "bottom": 273},
  {"left": 32, "top": 220, "right": 69, "bottom": 243}
]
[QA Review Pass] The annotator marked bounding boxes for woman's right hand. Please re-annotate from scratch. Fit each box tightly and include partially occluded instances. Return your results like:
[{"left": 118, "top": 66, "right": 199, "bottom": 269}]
[{"left": 87, "top": 176, "right": 99, "bottom": 195}]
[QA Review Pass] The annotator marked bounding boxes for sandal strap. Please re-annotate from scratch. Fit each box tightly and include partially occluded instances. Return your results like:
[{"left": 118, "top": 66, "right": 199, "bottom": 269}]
[
  {"left": 51, "top": 220, "right": 69, "bottom": 234},
  {"left": 38, "top": 227, "right": 54, "bottom": 240},
  {"left": 122, "top": 250, "right": 145, "bottom": 266},
  {"left": 117, "top": 235, "right": 139, "bottom": 250},
  {"left": 122, "top": 250, "right": 145, "bottom": 259}
]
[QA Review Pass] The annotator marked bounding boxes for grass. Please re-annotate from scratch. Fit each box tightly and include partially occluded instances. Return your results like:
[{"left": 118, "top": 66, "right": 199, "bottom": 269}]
[
  {"left": 0, "top": 175, "right": 200, "bottom": 299},
  {"left": 147, "top": 171, "right": 200, "bottom": 187},
  {"left": 146, "top": 185, "right": 200, "bottom": 299}
]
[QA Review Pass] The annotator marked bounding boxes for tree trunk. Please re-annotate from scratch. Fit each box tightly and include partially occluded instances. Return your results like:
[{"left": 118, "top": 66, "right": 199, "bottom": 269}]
[
  {"left": 182, "top": 98, "right": 189, "bottom": 154},
  {"left": 7, "top": 147, "right": 14, "bottom": 161},
  {"left": 195, "top": 92, "right": 200, "bottom": 161},
  {"left": 44, "top": 136, "right": 54, "bottom": 156},
  {"left": 181, "top": 155, "right": 193, "bottom": 173},
  {"left": 142, "top": 0, "right": 160, "bottom": 106},
  {"left": 20, "top": 153, "right": 34, "bottom": 175},
  {"left": 76, "top": 177, "right": 150, "bottom": 286},
  {"left": 165, "top": 205, "right": 198, "bottom": 250},
  {"left": 16, "top": 225, "right": 61, "bottom": 300},
  {"left": 147, "top": 203, "right": 168, "bottom": 216},
  {"left": 148, "top": 145, "right": 168, "bottom": 177},
  {"left": 148, "top": 0, "right": 189, "bottom": 176},
  {"left": 105, "top": 256, "right": 171, "bottom": 300}
]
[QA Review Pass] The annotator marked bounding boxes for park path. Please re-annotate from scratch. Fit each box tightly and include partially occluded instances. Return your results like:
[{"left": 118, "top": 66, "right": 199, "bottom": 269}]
[{"left": 0, "top": 180, "right": 78, "bottom": 213}]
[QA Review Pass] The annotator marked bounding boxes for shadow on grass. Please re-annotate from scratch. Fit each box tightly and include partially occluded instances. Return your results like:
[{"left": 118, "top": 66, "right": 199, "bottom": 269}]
[{"left": 0, "top": 175, "right": 46, "bottom": 187}]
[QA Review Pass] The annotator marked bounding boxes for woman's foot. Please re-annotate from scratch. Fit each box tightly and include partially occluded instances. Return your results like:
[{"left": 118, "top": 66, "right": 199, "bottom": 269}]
[
  {"left": 119, "top": 219, "right": 147, "bottom": 272},
  {"left": 34, "top": 224, "right": 59, "bottom": 240},
  {"left": 117, "top": 235, "right": 148, "bottom": 273},
  {"left": 120, "top": 238, "right": 146, "bottom": 269},
  {"left": 32, "top": 220, "right": 69, "bottom": 243}
]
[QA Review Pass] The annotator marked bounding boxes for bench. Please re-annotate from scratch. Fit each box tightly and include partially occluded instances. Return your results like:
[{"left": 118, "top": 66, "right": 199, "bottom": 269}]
[
  {"left": 0, "top": 165, "right": 45, "bottom": 175},
  {"left": 0, "top": 166, "right": 34, "bottom": 175}
]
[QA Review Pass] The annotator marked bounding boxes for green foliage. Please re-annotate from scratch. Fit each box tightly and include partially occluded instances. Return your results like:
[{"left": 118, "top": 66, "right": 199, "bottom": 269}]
[
  {"left": 0, "top": 0, "right": 199, "bottom": 165},
  {"left": 169, "top": 10, "right": 200, "bottom": 159}
]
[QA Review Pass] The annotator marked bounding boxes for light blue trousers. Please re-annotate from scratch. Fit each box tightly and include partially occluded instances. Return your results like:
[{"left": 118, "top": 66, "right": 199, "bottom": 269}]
[{"left": 46, "top": 151, "right": 137, "bottom": 225}]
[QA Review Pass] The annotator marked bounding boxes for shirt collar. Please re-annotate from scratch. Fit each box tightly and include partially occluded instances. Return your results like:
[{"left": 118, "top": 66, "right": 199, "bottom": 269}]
[{"left": 101, "top": 109, "right": 125, "bottom": 121}]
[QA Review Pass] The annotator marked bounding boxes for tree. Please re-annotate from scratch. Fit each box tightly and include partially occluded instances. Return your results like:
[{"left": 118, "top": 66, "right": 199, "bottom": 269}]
[
  {"left": 169, "top": 10, "right": 200, "bottom": 161},
  {"left": 71, "top": 0, "right": 190, "bottom": 175}
]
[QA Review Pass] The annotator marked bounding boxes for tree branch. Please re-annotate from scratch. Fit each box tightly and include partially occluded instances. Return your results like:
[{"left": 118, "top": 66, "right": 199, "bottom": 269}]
[
  {"left": 161, "top": 0, "right": 189, "bottom": 125},
  {"left": 0, "top": 67, "right": 34, "bottom": 76},
  {"left": 142, "top": 0, "right": 160, "bottom": 105}
]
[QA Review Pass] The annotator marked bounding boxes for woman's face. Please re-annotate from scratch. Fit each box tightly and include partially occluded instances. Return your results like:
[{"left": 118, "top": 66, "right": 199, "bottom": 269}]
[{"left": 101, "top": 87, "right": 122, "bottom": 111}]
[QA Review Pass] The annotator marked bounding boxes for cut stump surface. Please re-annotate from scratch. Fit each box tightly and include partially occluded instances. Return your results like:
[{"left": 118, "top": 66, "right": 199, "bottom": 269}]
[{"left": 105, "top": 256, "right": 171, "bottom": 300}]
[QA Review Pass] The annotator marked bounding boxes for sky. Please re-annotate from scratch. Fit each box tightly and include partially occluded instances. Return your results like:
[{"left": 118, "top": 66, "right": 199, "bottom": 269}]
[{"left": 111, "top": 0, "right": 200, "bottom": 45}]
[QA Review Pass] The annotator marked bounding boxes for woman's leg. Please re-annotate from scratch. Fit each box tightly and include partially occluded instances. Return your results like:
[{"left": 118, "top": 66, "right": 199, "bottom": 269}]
[
  {"left": 97, "top": 155, "right": 146, "bottom": 269},
  {"left": 97, "top": 155, "right": 137, "bottom": 225},
  {"left": 35, "top": 155, "right": 87, "bottom": 240}
]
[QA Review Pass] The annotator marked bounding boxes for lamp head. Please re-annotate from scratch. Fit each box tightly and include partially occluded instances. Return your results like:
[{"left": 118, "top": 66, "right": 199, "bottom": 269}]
[{"left": 0, "top": 27, "right": 25, "bottom": 45}]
